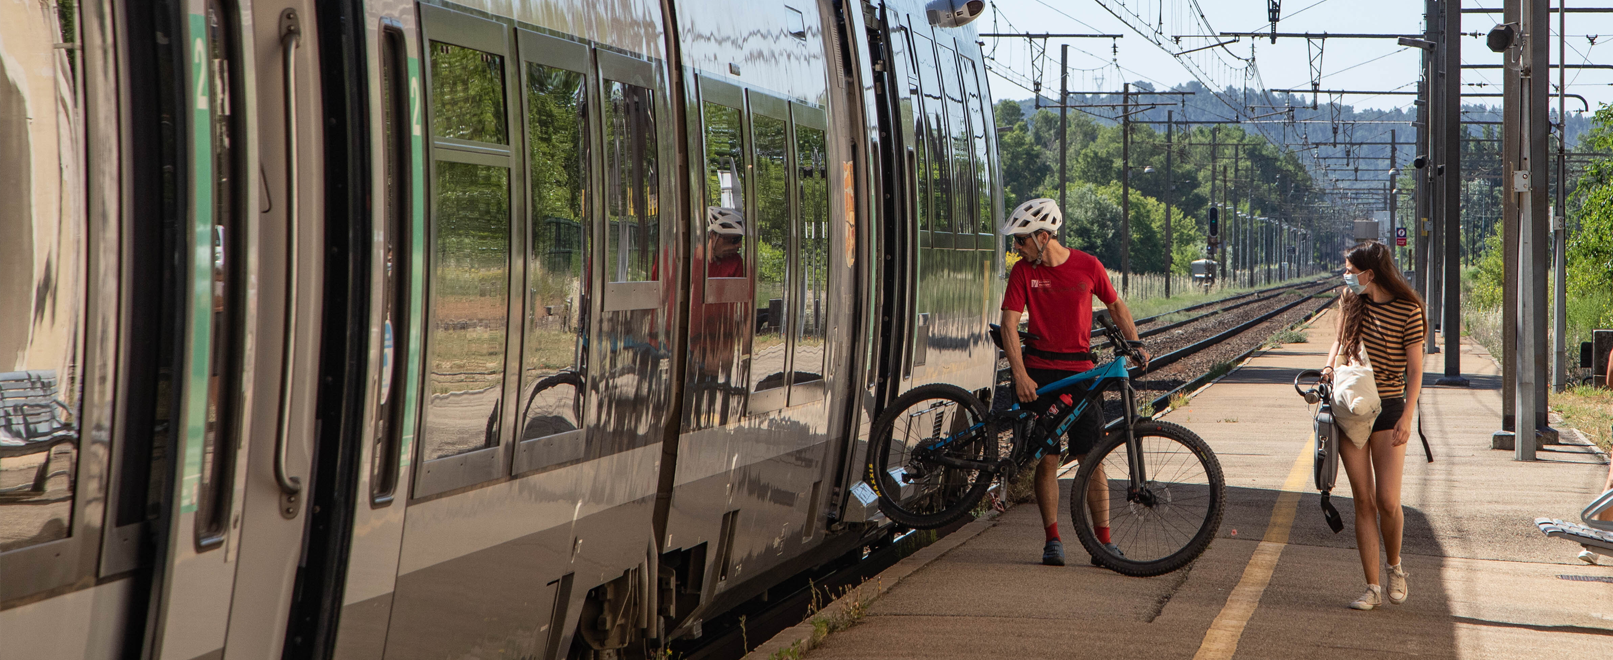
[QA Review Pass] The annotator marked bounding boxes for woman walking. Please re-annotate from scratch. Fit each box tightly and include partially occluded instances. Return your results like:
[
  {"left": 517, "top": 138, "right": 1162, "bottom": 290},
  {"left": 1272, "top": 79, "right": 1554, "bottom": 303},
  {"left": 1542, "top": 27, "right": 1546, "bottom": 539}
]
[{"left": 1322, "top": 241, "right": 1425, "bottom": 611}]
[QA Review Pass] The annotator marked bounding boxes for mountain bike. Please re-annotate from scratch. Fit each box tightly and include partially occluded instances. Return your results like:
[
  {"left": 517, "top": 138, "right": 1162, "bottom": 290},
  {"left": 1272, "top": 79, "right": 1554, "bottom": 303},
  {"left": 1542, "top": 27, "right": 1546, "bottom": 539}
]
[{"left": 864, "top": 310, "right": 1226, "bottom": 576}]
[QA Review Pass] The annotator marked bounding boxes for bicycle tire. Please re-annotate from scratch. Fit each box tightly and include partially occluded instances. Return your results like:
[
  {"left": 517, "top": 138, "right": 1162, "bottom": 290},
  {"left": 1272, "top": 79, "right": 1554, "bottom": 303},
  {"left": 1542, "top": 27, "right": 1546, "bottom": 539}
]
[
  {"left": 1069, "top": 420, "right": 1225, "bottom": 577},
  {"left": 520, "top": 371, "right": 585, "bottom": 440},
  {"left": 867, "top": 383, "right": 996, "bottom": 529}
]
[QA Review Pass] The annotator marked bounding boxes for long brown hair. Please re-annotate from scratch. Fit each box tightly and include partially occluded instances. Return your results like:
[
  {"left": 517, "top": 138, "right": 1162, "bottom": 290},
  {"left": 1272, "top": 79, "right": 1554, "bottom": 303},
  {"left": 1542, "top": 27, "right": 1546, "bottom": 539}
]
[{"left": 1337, "top": 240, "right": 1424, "bottom": 360}]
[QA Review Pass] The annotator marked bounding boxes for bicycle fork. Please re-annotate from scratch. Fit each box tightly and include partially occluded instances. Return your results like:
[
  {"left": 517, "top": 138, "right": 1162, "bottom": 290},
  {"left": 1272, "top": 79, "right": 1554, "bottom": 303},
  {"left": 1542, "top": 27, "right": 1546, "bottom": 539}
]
[{"left": 1121, "top": 380, "right": 1152, "bottom": 504}]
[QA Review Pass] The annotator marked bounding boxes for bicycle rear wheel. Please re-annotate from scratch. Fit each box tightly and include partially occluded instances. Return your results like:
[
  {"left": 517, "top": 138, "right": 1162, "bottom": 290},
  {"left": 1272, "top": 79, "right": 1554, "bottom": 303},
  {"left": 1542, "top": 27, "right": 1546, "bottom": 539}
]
[
  {"left": 1069, "top": 420, "right": 1225, "bottom": 577},
  {"left": 867, "top": 384, "right": 996, "bottom": 529}
]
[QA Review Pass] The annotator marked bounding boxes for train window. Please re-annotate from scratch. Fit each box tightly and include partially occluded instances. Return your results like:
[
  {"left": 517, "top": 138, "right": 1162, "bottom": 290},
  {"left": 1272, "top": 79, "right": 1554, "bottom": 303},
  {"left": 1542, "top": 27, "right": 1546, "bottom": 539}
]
[
  {"left": 602, "top": 80, "right": 658, "bottom": 283},
  {"left": 791, "top": 123, "right": 830, "bottom": 399},
  {"left": 372, "top": 25, "right": 412, "bottom": 503},
  {"left": 912, "top": 32, "right": 949, "bottom": 237},
  {"left": 0, "top": 0, "right": 86, "bottom": 553},
  {"left": 193, "top": 0, "right": 247, "bottom": 548},
  {"left": 962, "top": 57, "right": 994, "bottom": 242},
  {"left": 703, "top": 101, "right": 745, "bottom": 278},
  {"left": 691, "top": 90, "right": 750, "bottom": 429},
  {"left": 518, "top": 61, "right": 589, "bottom": 451},
  {"left": 750, "top": 111, "right": 790, "bottom": 397},
  {"left": 421, "top": 162, "right": 511, "bottom": 463},
  {"left": 939, "top": 47, "right": 972, "bottom": 237},
  {"left": 429, "top": 42, "right": 509, "bottom": 145}
]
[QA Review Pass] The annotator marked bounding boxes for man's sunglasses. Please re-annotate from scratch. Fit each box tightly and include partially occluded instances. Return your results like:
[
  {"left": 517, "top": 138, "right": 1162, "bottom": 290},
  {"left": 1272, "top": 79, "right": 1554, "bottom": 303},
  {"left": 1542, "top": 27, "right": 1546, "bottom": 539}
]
[
  {"left": 718, "top": 235, "right": 743, "bottom": 246},
  {"left": 1013, "top": 234, "right": 1036, "bottom": 246}
]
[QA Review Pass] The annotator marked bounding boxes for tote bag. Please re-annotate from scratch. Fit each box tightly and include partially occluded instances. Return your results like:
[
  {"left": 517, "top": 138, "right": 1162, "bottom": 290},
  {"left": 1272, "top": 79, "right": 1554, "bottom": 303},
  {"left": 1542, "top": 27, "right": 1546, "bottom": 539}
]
[{"left": 1331, "top": 346, "right": 1380, "bottom": 448}]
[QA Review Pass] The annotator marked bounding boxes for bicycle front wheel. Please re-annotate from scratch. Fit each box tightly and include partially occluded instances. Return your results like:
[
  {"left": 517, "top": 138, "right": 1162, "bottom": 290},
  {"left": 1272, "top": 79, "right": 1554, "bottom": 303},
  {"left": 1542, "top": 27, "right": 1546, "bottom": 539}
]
[
  {"left": 1070, "top": 420, "right": 1225, "bottom": 577},
  {"left": 867, "top": 384, "right": 996, "bottom": 530}
]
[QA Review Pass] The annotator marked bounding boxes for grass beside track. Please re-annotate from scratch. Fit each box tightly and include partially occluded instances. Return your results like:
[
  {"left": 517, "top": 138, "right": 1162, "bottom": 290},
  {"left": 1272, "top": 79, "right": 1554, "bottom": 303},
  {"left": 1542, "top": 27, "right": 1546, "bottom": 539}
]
[{"left": 1551, "top": 385, "right": 1613, "bottom": 454}]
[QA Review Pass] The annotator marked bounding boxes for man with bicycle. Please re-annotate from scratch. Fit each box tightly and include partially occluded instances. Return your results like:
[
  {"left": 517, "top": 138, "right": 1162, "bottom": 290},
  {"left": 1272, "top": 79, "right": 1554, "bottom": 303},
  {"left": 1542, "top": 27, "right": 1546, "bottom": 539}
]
[{"left": 999, "top": 198, "right": 1149, "bottom": 566}]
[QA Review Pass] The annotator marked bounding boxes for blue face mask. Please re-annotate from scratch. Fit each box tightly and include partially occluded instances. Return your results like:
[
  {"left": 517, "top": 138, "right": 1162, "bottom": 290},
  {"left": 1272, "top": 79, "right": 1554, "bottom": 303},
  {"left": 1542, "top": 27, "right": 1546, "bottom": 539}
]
[{"left": 1343, "top": 272, "right": 1366, "bottom": 295}]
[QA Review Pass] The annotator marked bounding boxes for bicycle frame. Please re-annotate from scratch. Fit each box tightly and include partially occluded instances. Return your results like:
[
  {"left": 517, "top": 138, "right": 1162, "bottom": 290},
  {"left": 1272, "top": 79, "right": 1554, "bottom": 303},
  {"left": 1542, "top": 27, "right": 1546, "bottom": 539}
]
[
  {"left": 915, "top": 355, "right": 1148, "bottom": 495},
  {"left": 1011, "top": 356, "right": 1149, "bottom": 493}
]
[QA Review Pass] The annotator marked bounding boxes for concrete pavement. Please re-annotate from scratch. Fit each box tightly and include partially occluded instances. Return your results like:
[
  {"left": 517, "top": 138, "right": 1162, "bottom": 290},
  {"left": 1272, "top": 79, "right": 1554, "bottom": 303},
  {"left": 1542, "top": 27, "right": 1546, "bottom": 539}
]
[{"left": 793, "top": 310, "right": 1613, "bottom": 659}]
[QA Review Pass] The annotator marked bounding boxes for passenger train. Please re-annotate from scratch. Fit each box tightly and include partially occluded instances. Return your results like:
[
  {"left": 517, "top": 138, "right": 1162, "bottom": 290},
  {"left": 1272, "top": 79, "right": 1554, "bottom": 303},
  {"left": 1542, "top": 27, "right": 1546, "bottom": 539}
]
[{"left": 0, "top": 0, "right": 1003, "bottom": 657}]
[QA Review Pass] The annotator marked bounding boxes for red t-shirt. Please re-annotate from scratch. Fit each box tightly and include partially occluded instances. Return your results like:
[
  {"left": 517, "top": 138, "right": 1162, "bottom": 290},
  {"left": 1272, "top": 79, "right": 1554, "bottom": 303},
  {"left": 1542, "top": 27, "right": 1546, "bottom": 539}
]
[{"left": 1000, "top": 249, "right": 1118, "bottom": 371}]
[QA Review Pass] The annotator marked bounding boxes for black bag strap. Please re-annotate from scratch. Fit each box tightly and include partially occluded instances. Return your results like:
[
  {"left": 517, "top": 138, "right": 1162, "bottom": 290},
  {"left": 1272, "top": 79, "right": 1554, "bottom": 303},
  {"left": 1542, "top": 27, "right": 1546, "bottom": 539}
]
[
  {"left": 1417, "top": 398, "right": 1434, "bottom": 463},
  {"left": 1022, "top": 346, "right": 1095, "bottom": 362}
]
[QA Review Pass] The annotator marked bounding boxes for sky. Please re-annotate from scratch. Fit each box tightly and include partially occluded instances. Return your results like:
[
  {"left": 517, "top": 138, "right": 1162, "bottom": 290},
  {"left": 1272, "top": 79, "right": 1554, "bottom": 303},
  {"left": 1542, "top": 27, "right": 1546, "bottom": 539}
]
[{"left": 980, "top": 0, "right": 1613, "bottom": 118}]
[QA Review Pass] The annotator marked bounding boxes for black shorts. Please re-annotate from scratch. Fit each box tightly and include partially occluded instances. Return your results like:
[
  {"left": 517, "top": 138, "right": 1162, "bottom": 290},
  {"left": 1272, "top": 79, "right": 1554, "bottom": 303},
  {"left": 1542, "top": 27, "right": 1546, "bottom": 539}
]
[
  {"left": 1372, "top": 397, "right": 1406, "bottom": 434},
  {"left": 1024, "top": 368, "right": 1106, "bottom": 457}
]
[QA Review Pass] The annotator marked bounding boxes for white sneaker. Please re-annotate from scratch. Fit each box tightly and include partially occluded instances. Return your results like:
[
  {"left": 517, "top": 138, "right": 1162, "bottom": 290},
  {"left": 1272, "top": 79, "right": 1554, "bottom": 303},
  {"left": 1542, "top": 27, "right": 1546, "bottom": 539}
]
[
  {"left": 1386, "top": 564, "right": 1409, "bottom": 604},
  {"left": 1580, "top": 550, "right": 1600, "bottom": 566},
  {"left": 1349, "top": 584, "right": 1384, "bottom": 611}
]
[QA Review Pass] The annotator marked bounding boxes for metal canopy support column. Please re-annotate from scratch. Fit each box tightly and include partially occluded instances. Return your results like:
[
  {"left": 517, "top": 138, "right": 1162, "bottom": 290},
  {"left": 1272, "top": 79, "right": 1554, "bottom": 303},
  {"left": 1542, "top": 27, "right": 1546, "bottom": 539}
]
[
  {"left": 1426, "top": 0, "right": 1445, "bottom": 356},
  {"left": 1499, "top": 0, "right": 1520, "bottom": 440},
  {"left": 1527, "top": 0, "right": 1555, "bottom": 443},
  {"left": 1437, "top": 0, "right": 1469, "bottom": 387},
  {"left": 1552, "top": 0, "right": 1568, "bottom": 393}
]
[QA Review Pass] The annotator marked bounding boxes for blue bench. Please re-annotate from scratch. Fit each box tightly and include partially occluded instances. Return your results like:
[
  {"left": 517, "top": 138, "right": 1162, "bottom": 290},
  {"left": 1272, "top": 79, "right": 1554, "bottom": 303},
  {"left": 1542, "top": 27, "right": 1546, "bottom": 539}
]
[
  {"left": 0, "top": 370, "right": 77, "bottom": 496},
  {"left": 1536, "top": 489, "right": 1613, "bottom": 560}
]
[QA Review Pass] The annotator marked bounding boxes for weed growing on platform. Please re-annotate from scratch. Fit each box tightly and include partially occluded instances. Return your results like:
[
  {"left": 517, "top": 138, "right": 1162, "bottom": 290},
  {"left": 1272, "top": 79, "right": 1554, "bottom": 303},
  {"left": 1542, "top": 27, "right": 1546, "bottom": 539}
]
[
  {"left": 1137, "top": 402, "right": 1156, "bottom": 418},
  {"left": 1169, "top": 392, "right": 1191, "bottom": 410},
  {"left": 1551, "top": 385, "right": 1613, "bottom": 453},
  {"left": 1269, "top": 328, "right": 1308, "bottom": 345},
  {"left": 1204, "top": 360, "right": 1238, "bottom": 381},
  {"left": 803, "top": 581, "right": 875, "bottom": 649}
]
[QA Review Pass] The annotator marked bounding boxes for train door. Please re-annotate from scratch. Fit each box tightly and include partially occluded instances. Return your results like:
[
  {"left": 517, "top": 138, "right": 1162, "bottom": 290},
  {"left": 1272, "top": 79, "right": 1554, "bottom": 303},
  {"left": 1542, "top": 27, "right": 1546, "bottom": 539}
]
[
  {"left": 324, "top": 7, "right": 426, "bottom": 658},
  {"left": 866, "top": 6, "right": 919, "bottom": 407},
  {"left": 0, "top": 1, "right": 289, "bottom": 658}
]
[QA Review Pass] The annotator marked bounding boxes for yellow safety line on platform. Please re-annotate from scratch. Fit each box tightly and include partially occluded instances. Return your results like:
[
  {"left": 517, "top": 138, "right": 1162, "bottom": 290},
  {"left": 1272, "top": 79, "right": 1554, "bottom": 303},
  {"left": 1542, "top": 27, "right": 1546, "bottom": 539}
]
[{"left": 1192, "top": 443, "right": 1313, "bottom": 660}]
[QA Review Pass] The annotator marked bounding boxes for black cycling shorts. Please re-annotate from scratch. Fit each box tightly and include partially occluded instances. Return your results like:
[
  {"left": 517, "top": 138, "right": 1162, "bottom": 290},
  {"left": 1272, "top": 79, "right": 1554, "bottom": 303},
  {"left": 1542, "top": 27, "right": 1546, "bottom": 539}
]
[
  {"left": 1023, "top": 367, "right": 1107, "bottom": 457},
  {"left": 1372, "top": 397, "right": 1406, "bottom": 434}
]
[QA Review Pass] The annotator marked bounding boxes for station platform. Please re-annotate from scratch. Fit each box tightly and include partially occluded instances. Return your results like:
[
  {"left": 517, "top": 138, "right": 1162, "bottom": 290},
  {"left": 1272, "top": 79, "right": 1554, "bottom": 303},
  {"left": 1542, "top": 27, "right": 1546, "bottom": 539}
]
[{"left": 763, "top": 309, "right": 1613, "bottom": 659}]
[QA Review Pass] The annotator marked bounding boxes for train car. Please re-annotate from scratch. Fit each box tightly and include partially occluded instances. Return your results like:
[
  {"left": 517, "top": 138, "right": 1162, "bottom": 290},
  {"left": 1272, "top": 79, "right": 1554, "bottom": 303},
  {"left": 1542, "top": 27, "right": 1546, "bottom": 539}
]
[
  {"left": 1191, "top": 258, "right": 1218, "bottom": 289},
  {"left": 0, "top": 0, "right": 1001, "bottom": 658}
]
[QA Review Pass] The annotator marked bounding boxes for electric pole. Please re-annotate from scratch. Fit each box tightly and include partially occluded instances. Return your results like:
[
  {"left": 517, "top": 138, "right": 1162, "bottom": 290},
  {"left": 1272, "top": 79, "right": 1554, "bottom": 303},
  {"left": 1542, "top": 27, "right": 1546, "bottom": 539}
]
[
  {"left": 1059, "top": 45, "right": 1068, "bottom": 242},
  {"left": 1165, "top": 110, "right": 1175, "bottom": 298},
  {"left": 1121, "top": 82, "right": 1132, "bottom": 293}
]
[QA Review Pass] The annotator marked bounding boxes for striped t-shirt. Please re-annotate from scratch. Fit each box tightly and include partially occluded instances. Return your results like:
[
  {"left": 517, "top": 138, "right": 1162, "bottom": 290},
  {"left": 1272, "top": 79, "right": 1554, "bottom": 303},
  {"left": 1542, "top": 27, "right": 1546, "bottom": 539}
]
[{"left": 1358, "top": 297, "right": 1426, "bottom": 399}]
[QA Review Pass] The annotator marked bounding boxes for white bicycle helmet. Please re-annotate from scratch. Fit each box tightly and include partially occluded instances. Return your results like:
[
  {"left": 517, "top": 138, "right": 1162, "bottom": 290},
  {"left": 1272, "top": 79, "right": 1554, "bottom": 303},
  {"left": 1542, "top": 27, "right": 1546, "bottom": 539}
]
[
  {"left": 706, "top": 206, "right": 745, "bottom": 236},
  {"left": 1002, "top": 197, "right": 1063, "bottom": 237}
]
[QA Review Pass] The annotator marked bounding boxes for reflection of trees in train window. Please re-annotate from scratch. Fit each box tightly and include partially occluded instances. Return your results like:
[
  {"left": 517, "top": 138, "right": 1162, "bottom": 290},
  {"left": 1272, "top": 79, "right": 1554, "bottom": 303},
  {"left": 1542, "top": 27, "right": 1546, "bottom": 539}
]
[
  {"left": 939, "top": 48, "right": 972, "bottom": 235},
  {"left": 751, "top": 114, "right": 790, "bottom": 393},
  {"left": 423, "top": 163, "right": 509, "bottom": 462},
  {"left": 603, "top": 80, "right": 657, "bottom": 283},
  {"left": 962, "top": 58, "right": 993, "bottom": 236},
  {"left": 703, "top": 101, "right": 745, "bottom": 276},
  {"left": 521, "top": 63, "right": 588, "bottom": 440},
  {"left": 794, "top": 126, "right": 829, "bottom": 385},
  {"left": 0, "top": 0, "right": 85, "bottom": 552},
  {"left": 429, "top": 42, "right": 508, "bottom": 145}
]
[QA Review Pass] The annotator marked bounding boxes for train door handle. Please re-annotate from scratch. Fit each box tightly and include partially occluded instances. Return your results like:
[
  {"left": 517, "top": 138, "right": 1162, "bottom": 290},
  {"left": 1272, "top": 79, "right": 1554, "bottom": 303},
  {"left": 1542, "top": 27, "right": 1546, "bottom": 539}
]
[{"left": 274, "top": 8, "right": 303, "bottom": 517}]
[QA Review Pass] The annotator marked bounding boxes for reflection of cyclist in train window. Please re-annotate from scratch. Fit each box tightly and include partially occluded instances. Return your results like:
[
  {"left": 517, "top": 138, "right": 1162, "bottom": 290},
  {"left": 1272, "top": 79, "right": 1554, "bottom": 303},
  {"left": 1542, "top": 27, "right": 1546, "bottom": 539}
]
[
  {"left": 704, "top": 206, "right": 745, "bottom": 277},
  {"left": 687, "top": 206, "right": 747, "bottom": 427}
]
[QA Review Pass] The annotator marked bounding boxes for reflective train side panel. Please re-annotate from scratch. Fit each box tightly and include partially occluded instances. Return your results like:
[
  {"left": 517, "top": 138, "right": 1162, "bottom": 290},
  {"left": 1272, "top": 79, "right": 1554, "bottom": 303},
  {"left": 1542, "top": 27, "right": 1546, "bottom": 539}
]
[{"left": 0, "top": 1, "right": 1002, "bottom": 658}]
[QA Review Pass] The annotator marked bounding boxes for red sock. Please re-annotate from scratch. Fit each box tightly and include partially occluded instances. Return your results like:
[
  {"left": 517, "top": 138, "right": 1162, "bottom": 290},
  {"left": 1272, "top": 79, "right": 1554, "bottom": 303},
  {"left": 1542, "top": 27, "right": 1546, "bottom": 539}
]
[
  {"left": 1095, "top": 526, "right": 1111, "bottom": 544},
  {"left": 1045, "top": 523, "right": 1061, "bottom": 542}
]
